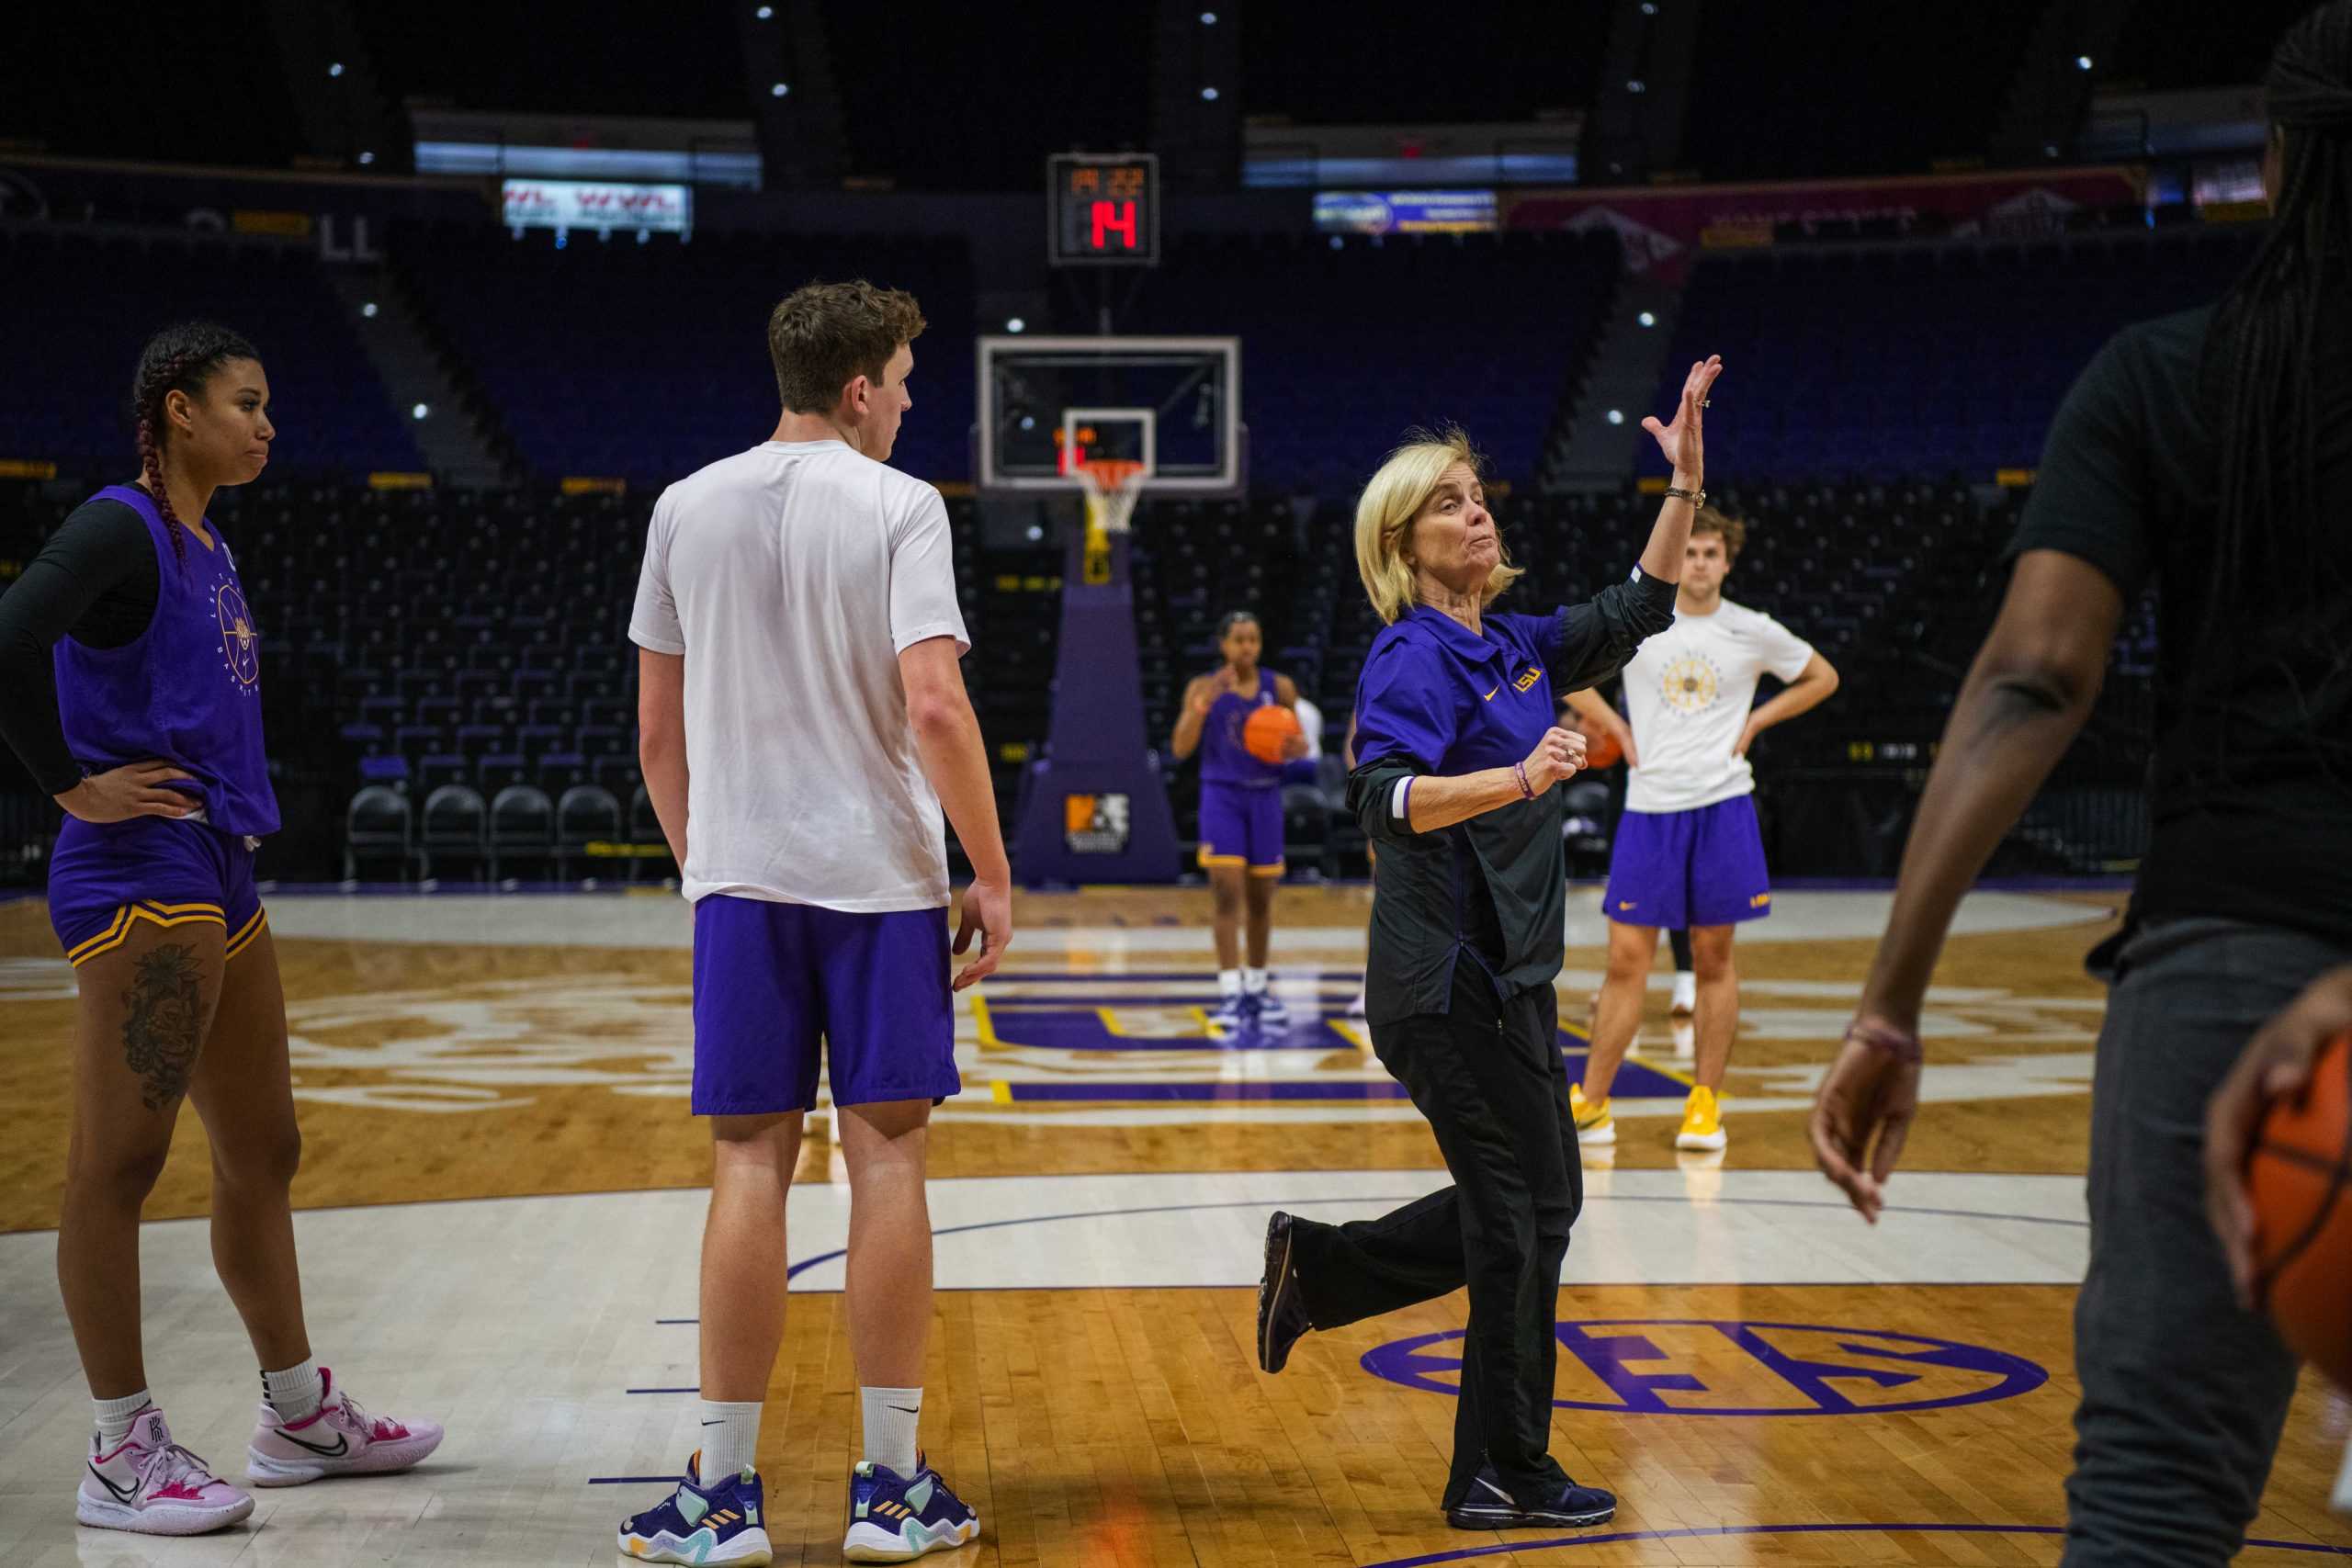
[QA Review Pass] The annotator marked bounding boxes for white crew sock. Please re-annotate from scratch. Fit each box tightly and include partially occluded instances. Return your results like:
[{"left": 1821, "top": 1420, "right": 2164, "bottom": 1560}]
[
  {"left": 698, "top": 1399, "right": 763, "bottom": 1483},
  {"left": 861, "top": 1386, "right": 922, "bottom": 1479},
  {"left": 262, "top": 1358, "right": 323, "bottom": 1424},
  {"left": 93, "top": 1389, "right": 153, "bottom": 1451},
  {"left": 1241, "top": 966, "right": 1269, "bottom": 997},
  {"left": 1217, "top": 969, "right": 1242, "bottom": 1000}
]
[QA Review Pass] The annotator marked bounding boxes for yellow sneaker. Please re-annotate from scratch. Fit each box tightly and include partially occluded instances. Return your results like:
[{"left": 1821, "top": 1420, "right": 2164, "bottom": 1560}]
[
  {"left": 1675, "top": 1085, "right": 1727, "bottom": 1152},
  {"left": 1570, "top": 1082, "right": 1615, "bottom": 1145}
]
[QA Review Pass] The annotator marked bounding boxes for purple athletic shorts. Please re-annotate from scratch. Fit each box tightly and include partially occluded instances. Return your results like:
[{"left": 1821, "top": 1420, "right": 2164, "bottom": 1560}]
[
  {"left": 1198, "top": 781, "right": 1284, "bottom": 874},
  {"left": 1601, "top": 795, "right": 1771, "bottom": 930},
  {"left": 48, "top": 816, "right": 268, "bottom": 967},
  {"left": 689, "top": 895, "right": 961, "bottom": 1115}
]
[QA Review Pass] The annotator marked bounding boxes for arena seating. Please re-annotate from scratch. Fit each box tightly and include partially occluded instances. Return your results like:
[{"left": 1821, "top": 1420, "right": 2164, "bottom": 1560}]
[
  {"left": 0, "top": 226, "right": 424, "bottom": 476},
  {"left": 391, "top": 224, "right": 977, "bottom": 488},
  {"left": 1089, "top": 229, "right": 1623, "bottom": 493},
  {"left": 1644, "top": 226, "right": 2265, "bottom": 480}
]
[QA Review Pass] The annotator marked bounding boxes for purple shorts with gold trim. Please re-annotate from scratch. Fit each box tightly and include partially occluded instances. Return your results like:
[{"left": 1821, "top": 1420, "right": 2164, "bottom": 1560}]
[
  {"left": 1198, "top": 781, "right": 1285, "bottom": 874},
  {"left": 48, "top": 816, "right": 266, "bottom": 967}
]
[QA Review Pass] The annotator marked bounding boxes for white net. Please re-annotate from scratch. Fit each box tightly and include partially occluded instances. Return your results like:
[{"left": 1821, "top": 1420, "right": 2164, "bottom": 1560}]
[{"left": 1077, "top": 460, "right": 1146, "bottom": 536}]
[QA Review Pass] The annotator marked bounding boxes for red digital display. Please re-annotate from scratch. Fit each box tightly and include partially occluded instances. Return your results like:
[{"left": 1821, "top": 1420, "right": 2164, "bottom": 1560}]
[{"left": 1049, "top": 153, "right": 1159, "bottom": 266}]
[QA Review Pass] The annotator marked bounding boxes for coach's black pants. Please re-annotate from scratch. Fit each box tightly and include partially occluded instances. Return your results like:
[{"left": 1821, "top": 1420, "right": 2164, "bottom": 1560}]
[{"left": 1289, "top": 956, "right": 1583, "bottom": 1510}]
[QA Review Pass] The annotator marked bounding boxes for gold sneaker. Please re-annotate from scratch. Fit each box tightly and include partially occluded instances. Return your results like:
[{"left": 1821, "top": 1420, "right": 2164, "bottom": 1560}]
[
  {"left": 1675, "top": 1085, "right": 1727, "bottom": 1152},
  {"left": 1570, "top": 1082, "right": 1615, "bottom": 1146}
]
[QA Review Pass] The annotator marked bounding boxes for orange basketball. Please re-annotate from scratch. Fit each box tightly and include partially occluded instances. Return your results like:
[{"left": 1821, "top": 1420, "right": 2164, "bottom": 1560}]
[
  {"left": 2249, "top": 1030, "right": 2352, "bottom": 1393},
  {"left": 1581, "top": 728, "right": 1624, "bottom": 771},
  {"left": 1244, "top": 704, "right": 1302, "bottom": 765}
]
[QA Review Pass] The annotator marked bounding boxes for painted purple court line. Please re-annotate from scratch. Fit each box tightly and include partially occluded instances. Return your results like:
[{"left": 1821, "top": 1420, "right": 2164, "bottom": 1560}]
[
  {"left": 1357, "top": 1521, "right": 2352, "bottom": 1566},
  {"left": 590, "top": 1475, "right": 678, "bottom": 1485},
  {"left": 625, "top": 1387, "right": 697, "bottom": 1394}
]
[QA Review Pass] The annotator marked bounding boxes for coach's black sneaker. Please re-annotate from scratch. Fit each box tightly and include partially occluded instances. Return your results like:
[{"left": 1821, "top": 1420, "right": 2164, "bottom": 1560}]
[
  {"left": 1257, "top": 1212, "right": 1314, "bottom": 1373},
  {"left": 1445, "top": 1465, "right": 1616, "bottom": 1531}
]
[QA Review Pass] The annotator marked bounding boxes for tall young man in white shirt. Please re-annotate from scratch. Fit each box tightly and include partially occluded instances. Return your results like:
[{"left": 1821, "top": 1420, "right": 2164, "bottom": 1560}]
[
  {"left": 619, "top": 280, "right": 1011, "bottom": 1565},
  {"left": 1565, "top": 509, "right": 1838, "bottom": 1152}
]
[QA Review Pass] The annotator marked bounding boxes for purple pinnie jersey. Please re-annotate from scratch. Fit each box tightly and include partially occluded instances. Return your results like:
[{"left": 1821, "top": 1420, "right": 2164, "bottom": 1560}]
[
  {"left": 1200, "top": 667, "right": 1283, "bottom": 788},
  {"left": 51, "top": 485, "right": 279, "bottom": 836}
]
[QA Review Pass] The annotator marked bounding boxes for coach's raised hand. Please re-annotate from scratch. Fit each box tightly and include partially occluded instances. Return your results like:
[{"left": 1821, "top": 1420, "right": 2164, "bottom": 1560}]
[{"left": 1642, "top": 355, "right": 1723, "bottom": 486}]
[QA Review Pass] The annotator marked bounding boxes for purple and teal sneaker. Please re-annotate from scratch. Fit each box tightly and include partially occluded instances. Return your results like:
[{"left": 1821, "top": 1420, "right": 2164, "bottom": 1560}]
[
  {"left": 842, "top": 1455, "right": 979, "bottom": 1562},
  {"left": 618, "top": 1451, "right": 771, "bottom": 1564}
]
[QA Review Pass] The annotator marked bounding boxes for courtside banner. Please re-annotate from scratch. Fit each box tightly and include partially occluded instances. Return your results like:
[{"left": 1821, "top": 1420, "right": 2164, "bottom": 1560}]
[
  {"left": 1504, "top": 166, "right": 2144, "bottom": 276},
  {"left": 501, "top": 179, "right": 692, "bottom": 234}
]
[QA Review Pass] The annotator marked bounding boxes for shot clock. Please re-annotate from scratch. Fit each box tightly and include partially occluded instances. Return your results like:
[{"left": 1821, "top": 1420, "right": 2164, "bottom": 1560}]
[{"left": 1047, "top": 152, "right": 1160, "bottom": 266}]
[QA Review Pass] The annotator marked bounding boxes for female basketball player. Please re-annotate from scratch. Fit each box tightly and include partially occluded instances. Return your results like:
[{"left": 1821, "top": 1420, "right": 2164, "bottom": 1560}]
[
  {"left": 0, "top": 323, "right": 441, "bottom": 1536},
  {"left": 1811, "top": 8, "right": 2352, "bottom": 1560},
  {"left": 1257, "top": 358, "right": 1720, "bottom": 1535},
  {"left": 1170, "top": 610, "right": 1308, "bottom": 1031}
]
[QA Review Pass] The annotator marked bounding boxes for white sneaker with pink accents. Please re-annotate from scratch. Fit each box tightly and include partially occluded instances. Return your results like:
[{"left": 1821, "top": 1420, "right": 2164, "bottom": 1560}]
[
  {"left": 245, "top": 1366, "right": 444, "bottom": 1486},
  {"left": 77, "top": 1406, "right": 255, "bottom": 1536}
]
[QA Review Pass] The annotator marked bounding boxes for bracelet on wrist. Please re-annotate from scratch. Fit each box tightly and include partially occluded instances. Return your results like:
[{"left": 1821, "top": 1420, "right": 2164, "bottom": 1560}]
[
  {"left": 1512, "top": 761, "right": 1533, "bottom": 800},
  {"left": 1845, "top": 1018, "right": 1923, "bottom": 1064}
]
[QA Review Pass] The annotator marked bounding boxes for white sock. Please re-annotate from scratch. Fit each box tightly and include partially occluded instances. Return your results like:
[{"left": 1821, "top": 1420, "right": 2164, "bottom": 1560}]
[
  {"left": 1217, "top": 969, "right": 1241, "bottom": 1000},
  {"left": 698, "top": 1399, "right": 762, "bottom": 1483},
  {"left": 861, "top": 1385, "right": 922, "bottom": 1479},
  {"left": 1241, "top": 966, "right": 1268, "bottom": 997},
  {"left": 93, "top": 1389, "right": 153, "bottom": 1451},
  {"left": 262, "top": 1358, "right": 323, "bottom": 1424}
]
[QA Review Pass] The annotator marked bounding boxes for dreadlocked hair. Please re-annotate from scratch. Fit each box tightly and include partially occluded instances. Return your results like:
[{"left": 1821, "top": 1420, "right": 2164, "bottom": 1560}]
[
  {"left": 2195, "top": 0, "right": 2352, "bottom": 786},
  {"left": 130, "top": 322, "right": 258, "bottom": 570}
]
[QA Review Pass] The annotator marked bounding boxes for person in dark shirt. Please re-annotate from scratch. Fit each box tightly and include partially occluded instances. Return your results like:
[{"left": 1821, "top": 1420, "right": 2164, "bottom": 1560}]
[
  {"left": 1256, "top": 355, "right": 1722, "bottom": 1534},
  {"left": 0, "top": 322, "right": 442, "bottom": 1537},
  {"left": 1809, "top": 7, "right": 2352, "bottom": 1562}
]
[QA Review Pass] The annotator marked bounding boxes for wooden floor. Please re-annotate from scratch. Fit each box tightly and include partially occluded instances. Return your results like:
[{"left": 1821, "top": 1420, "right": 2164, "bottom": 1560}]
[{"left": 2, "top": 883, "right": 2347, "bottom": 1564}]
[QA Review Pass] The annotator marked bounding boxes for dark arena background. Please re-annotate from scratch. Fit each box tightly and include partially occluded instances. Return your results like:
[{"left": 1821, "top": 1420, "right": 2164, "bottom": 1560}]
[{"left": 3, "top": 4, "right": 2348, "bottom": 1565}]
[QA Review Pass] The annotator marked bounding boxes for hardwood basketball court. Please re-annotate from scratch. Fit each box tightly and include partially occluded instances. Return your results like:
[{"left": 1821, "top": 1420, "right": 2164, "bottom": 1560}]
[{"left": 3, "top": 883, "right": 2346, "bottom": 1565}]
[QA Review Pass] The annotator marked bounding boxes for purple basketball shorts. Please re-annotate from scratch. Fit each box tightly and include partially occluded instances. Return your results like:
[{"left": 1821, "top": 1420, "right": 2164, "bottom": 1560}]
[
  {"left": 48, "top": 815, "right": 266, "bottom": 967},
  {"left": 1198, "top": 781, "right": 1284, "bottom": 874},
  {"left": 1601, "top": 795, "right": 1771, "bottom": 930},
  {"left": 690, "top": 894, "right": 961, "bottom": 1115}
]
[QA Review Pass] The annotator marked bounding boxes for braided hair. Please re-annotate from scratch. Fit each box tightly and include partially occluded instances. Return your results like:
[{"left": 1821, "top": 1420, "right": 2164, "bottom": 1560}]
[
  {"left": 2195, "top": 1, "right": 2352, "bottom": 784},
  {"left": 130, "top": 322, "right": 258, "bottom": 570}
]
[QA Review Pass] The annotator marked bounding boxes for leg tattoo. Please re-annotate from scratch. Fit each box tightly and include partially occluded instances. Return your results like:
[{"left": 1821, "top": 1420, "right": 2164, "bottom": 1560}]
[{"left": 120, "top": 942, "right": 207, "bottom": 1111}]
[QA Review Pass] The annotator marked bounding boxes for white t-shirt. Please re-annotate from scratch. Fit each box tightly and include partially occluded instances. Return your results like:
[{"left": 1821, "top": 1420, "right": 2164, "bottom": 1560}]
[
  {"left": 1618, "top": 596, "right": 1815, "bottom": 814},
  {"left": 628, "top": 440, "right": 970, "bottom": 911}
]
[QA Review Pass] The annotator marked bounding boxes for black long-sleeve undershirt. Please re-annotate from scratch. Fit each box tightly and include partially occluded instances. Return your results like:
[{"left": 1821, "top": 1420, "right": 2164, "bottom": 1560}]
[{"left": 0, "top": 499, "right": 160, "bottom": 795}]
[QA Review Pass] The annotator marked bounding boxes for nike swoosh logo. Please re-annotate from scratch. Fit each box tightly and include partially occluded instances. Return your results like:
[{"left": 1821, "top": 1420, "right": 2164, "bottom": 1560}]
[
  {"left": 887, "top": 1405, "right": 920, "bottom": 1415},
  {"left": 273, "top": 1427, "right": 349, "bottom": 1458},
  {"left": 702, "top": 1420, "right": 725, "bottom": 1426},
  {"left": 1482, "top": 687, "right": 1498, "bottom": 701},
  {"left": 88, "top": 1463, "right": 140, "bottom": 1504}
]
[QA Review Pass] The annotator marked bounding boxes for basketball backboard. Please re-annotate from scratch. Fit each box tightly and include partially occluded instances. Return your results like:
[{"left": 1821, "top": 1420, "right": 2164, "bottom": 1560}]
[{"left": 977, "top": 335, "right": 1242, "bottom": 495}]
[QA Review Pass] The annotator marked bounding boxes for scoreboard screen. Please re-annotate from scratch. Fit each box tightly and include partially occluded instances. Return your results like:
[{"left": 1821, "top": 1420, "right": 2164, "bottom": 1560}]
[{"left": 1048, "top": 152, "right": 1159, "bottom": 266}]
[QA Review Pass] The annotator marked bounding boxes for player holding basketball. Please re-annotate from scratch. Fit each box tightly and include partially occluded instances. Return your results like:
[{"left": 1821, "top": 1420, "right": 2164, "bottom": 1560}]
[
  {"left": 621, "top": 280, "right": 1007, "bottom": 1565},
  {"left": 1170, "top": 609, "right": 1309, "bottom": 1031},
  {"left": 1566, "top": 508, "right": 1838, "bottom": 1151},
  {"left": 0, "top": 324, "right": 442, "bottom": 1537},
  {"left": 1812, "top": 8, "right": 2352, "bottom": 1562},
  {"left": 1259, "top": 358, "right": 1720, "bottom": 1535}
]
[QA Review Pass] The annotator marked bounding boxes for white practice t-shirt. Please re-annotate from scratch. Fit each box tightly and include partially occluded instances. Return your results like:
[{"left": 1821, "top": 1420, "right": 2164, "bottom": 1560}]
[
  {"left": 628, "top": 440, "right": 969, "bottom": 910},
  {"left": 1618, "top": 597, "right": 1815, "bottom": 814}
]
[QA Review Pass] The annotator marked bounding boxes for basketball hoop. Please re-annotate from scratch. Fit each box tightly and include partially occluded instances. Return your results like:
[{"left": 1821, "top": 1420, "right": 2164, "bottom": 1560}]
[{"left": 1070, "top": 456, "right": 1146, "bottom": 536}]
